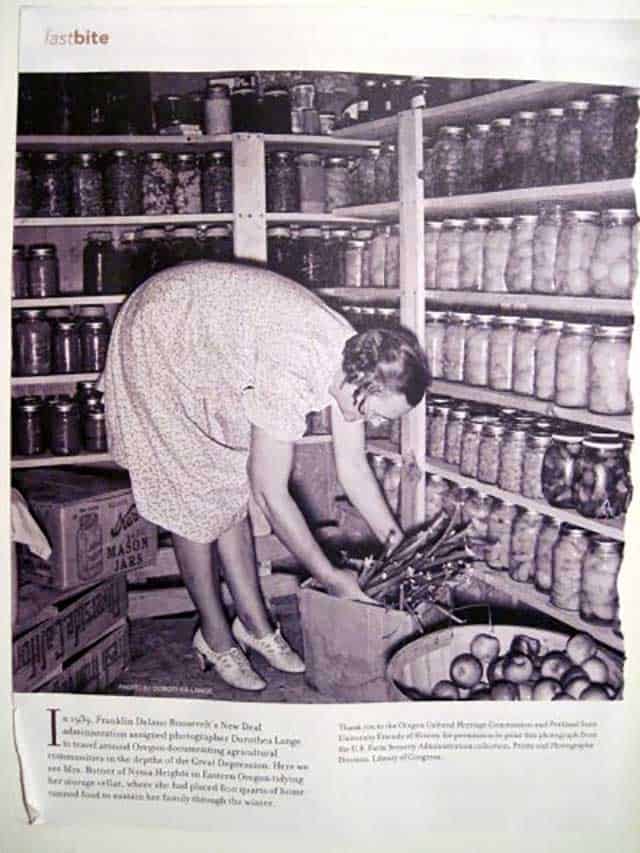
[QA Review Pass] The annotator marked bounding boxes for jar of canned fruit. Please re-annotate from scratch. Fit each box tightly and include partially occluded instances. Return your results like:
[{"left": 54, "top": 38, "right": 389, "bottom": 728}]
[
  {"left": 533, "top": 107, "right": 564, "bottom": 187},
  {"left": 589, "top": 209, "right": 636, "bottom": 298},
  {"left": 424, "top": 221, "right": 443, "bottom": 290},
  {"left": 573, "top": 438, "right": 631, "bottom": 519},
  {"left": 555, "top": 322, "right": 593, "bottom": 408},
  {"left": 532, "top": 205, "right": 563, "bottom": 293},
  {"left": 427, "top": 400, "right": 452, "bottom": 460},
  {"left": 534, "top": 320, "right": 564, "bottom": 401},
  {"left": 614, "top": 88, "right": 640, "bottom": 179},
  {"left": 424, "top": 310, "right": 446, "bottom": 379},
  {"left": 459, "top": 218, "right": 489, "bottom": 291},
  {"left": 486, "top": 500, "right": 517, "bottom": 571},
  {"left": 505, "top": 110, "right": 537, "bottom": 188},
  {"left": 505, "top": 214, "right": 537, "bottom": 293},
  {"left": 580, "top": 538, "right": 623, "bottom": 626},
  {"left": 442, "top": 312, "right": 472, "bottom": 381},
  {"left": 509, "top": 509, "right": 543, "bottom": 583},
  {"left": 482, "top": 217, "right": 513, "bottom": 292},
  {"left": 534, "top": 517, "right": 562, "bottom": 593},
  {"left": 460, "top": 415, "right": 490, "bottom": 478},
  {"left": 588, "top": 325, "right": 632, "bottom": 415},
  {"left": 463, "top": 124, "right": 490, "bottom": 193},
  {"left": 497, "top": 425, "right": 528, "bottom": 493},
  {"left": 582, "top": 93, "right": 620, "bottom": 182},
  {"left": 512, "top": 317, "right": 543, "bottom": 397},
  {"left": 477, "top": 421, "right": 506, "bottom": 485},
  {"left": 556, "top": 101, "right": 588, "bottom": 184},
  {"left": 488, "top": 316, "right": 519, "bottom": 391},
  {"left": 433, "top": 126, "right": 466, "bottom": 197},
  {"left": 444, "top": 404, "right": 471, "bottom": 467},
  {"left": 435, "top": 219, "right": 465, "bottom": 290},
  {"left": 522, "top": 431, "right": 553, "bottom": 500},
  {"left": 463, "top": 314, "right": 493, "bottom": 386},
  {"left": 551, "top": 526, "right": 589, "bottom": 611},
  {"left": 541, "top": 428, "right": 584, "bottom": 508}
]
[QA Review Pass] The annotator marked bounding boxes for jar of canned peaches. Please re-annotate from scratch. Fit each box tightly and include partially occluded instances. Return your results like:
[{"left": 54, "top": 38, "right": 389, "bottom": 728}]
[
  {"left": 477, "top": 421, "right": 506, "bottom": 485},
  {"left": 435, "top": 219, "right": 465, "bottom": 290},
  {"left": 444, "top": 404, "right": 471, "bottom": 467},
  {"left": 509, "top": 509, "right": 544, "bottom": 584},
  {"left": 497, "top": 425, "right": 528, "bottom": 493},
  {"left": 532, "top": 205, "right": 563, "bottom": 293},
  {"left": 589, "top": 209, "right": 637, "bottom": 298},
  {"left": 580, "top": 537, "right": 623, "bottom": 626},
  {"left": 588, "top": 325, "right": 632, "bottom": 415},
  {"left": 482, "top": 217, "right": 513, "bottom": 292},
  {"left": 459, "top": 217, "right": 489, "bottom": 291},
  {"left": 534, "top": 319, "right": 564, "bottom": 401},
  {"left": 463, "top": 314, "right": 493, "bottom": 386},
  {"left": 551, "top": 526, "right": 590, "bottom": 611},
  {"left": 541, "top": 428, "right": 584, "bottom": 508},
  {"left": 443, "top": 312, "right": 472, "bottom": 381},
  {"left": 555, "top": 322, "right": 593, "bottom": 408},
  {"left": 512, "top": 317, "right": 543, "bottom": 397},
  {"left": 427, "top": 399, "right": 453, "bottom": 460},
  {"left": 460, "top": 415, "right": 492, "bottom": 478},
  {"left": 424, "top": 310, "right": 446, "bottom": 379},
  {"left": 534, "top": 517, "right": 562, "bottom": 593},
  {"left": 424, "top": 221, "right": 443, "bottom": 290},
  {"left": 505, "top": 214, "right": 537, "bottom": 293},
  {"left": 488, "top": 315, "right": 519, "bottom": 391},
  {"left": 486, "top": 500, "right": 517, "bottom": 571},
  {"left": 522, "top": 431, "right": 553, "bottom": 500},
  {"left": 554, "top": 210, "right": 600, "bottom": 296}
]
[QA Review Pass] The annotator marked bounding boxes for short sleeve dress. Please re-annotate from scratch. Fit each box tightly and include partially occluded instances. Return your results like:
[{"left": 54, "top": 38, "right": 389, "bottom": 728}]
[{"left": 101, "top": 262, "right": 355, "bottom": 543}]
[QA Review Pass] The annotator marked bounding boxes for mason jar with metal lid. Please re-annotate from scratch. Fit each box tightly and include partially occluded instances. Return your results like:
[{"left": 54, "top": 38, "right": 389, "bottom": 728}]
[
  {"left": 444, "top": 404, "right": 471, "bottom": 467},
  {"left": 482, "top": 217, "right": 513, "bottom": 292},
  {"left": 581, "top": 537, "right": 623, "bottom": 625},
  {"left": 443, "top": 312, "right": 472, "bottom": 381},
  {"left": 266, "top": 226, "right": 292, "bottom": 277},
  {"left": 202, "top": 150, "right": 232, "bottom": 213},
  {"left": 173, "top": 152, "right": 202, "bottom": 214},
  {"left": 582, "top": 93, "right": 621, "bottom": 181},
  {"left": 541, "top": 428, "right": 584, "bottom": 508},
  {"left": 375, "top": 143, "right": 397, "bottom": 202},
  {"left": 509, "top": 509, "right": 544, "bottom": 583},
  {"left": 13, "top": 396, "right": 46, "bottom": 456},
  {"left": 324, "top": 156, "right": 351, "bottom": 211},
  {"left": 356, "top": 147, "right": 379, "bottom": 205},
  {"left": 81, "top": 317, "right": 111, "bottom": 372},
  {"left": 433, "top": 126, "right": 465, "bottom": 197},
  {"left": 589, "top": 325, "right": 632, "bottom": 415},
  {"left": 463, "top": 314, "right": 493, "bottom": 386},
  {"left": 512, "top": 317, "right": 543, "bottom": 396},
  {"left": 589, "top": 208, "right": 636, "bottom": 298},
  {"left": 298, "top": 227, "right": 327, "bottom": 289},
  {"left": 83, "top": 231, "right": 119, "bottom": 295},
  {"left": 344, "top": 239, "right": 366, "bottom": 288},
  {"left": 266, "top": 151, "right": 298, "bottom": 213},
  {"left": 462, "top": 491, "right": 493, "bottom": 542},
  {"left": 83, "top": 403, "right": 108, "bottom": 453},
  {"left": 169, "top": 226, "right": 200, "bottom": 264},
  {"left": 506, "top": 110, "right": 538, "bottom": 188},
  {"left": 261, "top": 86, "right": 292, "bottom": 133},
  {"left": 12, "top": 245, "right": 29, "bottom": 298},
  {"left": 424, "top": 475, "right": 450, "bottom": 522},
  {"left": 204, "top": 81, "right": 232, "bottom": 135},
  {"left": 435, "top": 219, "right": 465, "bottom": 290},
  {"left": 497, "top": 425, "right": 528, "bottom": 493},
  {"left": 424, "top": 221, "right": 443, "bottom": 290},
  {"left": 319, "top": 112, "right": 336, "bottom": 136},
  {"left": 70, "top": 152, "right": 104, "bottom": 217},
  {"left": 49, "top": 397, "right": 82, "bottom": 456},
  {"left": 104, "top": 149, "right": 141, "bottom": 216},
  {"left": 555, "top": 322, "right": 594, "bottom": 408},
  {"left": 486, "top": 500, "right": 518, "bottom": 572},
  {"left": 488, "top": 315, "right": 519, "bottom": 390},
  {"left": 483, "top": 117, "right": 511, "bottom": 192},
  {"left": 230, "top": 82, "right": 260, "bottom": 132},
  {"left": 522, "top": 431, "right": 553, "bottom": 500},
  {"left": 574, "top": 438, "right": 631, "bottom": 520},
  {"left": 460, "top": 218, "right": 489, "bottom": 291},
  {"left": 75, "top": 380, "right": 102, "bottom": 412},
  {"left": 505, "top": 214, "right": 537, "bottom": 293},
  {"left": 201, "top": 224, "right": 233, "bottom": 263},
  {"left": 614, "top": 87, "right": 640, "bottom": 178},
  {"left": 426, "top": 399, "right": 453, "bottom": 460},
  {"left": 556, "top": 100, "right": 589, "bottom": 184},
  {"left": 553, "top": 210, "right": 600, "bottom": 296},
  {"left": 534, "top": 319, "right": 564, "bottom": 400},
  {"left": 534, "top": 517, "right": 562, "bottom": 593},
  {"left": 354, "top": 228, "right": 374, "bottom": 288},
  {"left": 478, "top": 421, "right": 506, "bottom": 484},
  {"left": 532, "top": 205, "right": 564, "bottom": 293},
  {"left": 14, "top": 309, "right": 51, "bottom": 376},
  {"left": 533, "top": 107, "right": 564, "bottom": 186},
  {"left": 296, "top": 153, "right": 325, "bottom": 213},
  {"left": 141, "top": 152, "right": 174, "bottom": 214},
  {"left": 34, "top": 152, "right": 70, "bottom": 217},
  {"left": 424, "top": 310, "right": 446, "bottom": 379},
  {"left": 551, "top": 526, "right": 590, "bottom": 611},
  {"left": 52, "top": 318, "right": 82, "bottom": 374},
  {"left": 27, "top": 244, "right": 59, "bottom": 298},
  {"left": 326, "top": 228, "right": 352, "bottom": 288},
  {"left": 460, "top": 415, "right": 493, "bottom": 478},
  {"left": 15, "top": 151, "right": 32, "bottom": 217},
  {"left": 368, "top": 227, "right": 387, "bottom": 288},
  {"left": 463, "top": 123, "right": 490, "bottom": 193}
]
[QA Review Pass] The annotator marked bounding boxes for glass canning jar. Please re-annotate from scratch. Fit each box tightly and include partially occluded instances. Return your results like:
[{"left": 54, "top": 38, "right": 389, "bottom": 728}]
[
  {"left": 462, "top": 492, "right": 493, "bottom": 540},
  {"left": 463, "top": 123, "right": 490, "bottom": 193},
  {"left": 482, "top": 217, "right": 513, "bottom": 292},
  {"left": 488, "top": 315, "right": 519, "bottom": 391},
  {"left": 512, "top": 317, "right": 543, "bottom": 396},
  {"left": 203, "top": 151, "right": 233, "bottom": 213},
  {"left": 324, "top": 156, "right": 351, "bottom": 211},
  {"left": 541, "top": 429, "right": 584, "bottom": 508},
  {"left": 13, "top": 396, "right": 46, "bottom": 456},
  {"left": 522, "top": 431, "right": 553, "bottom": 500},
  {"left": 15, "top": 151, "right": 33, "bottom": 217},
  {"left": 267, "top": 226, "right": 292, "bottom": 277},
  {"left": 424, "top": 310, "right": 446, "bottom": 379},
  {"left": 497, "top": 426, "right": 528, "bottom": 492},
  {"left": 375, "top": 143, "right": 397, "bottom": 202},
  {"left": 117, "top": 230, "right": 144, "bottom": 291},
  {"left": 532, "top": 205, "right": 563, "bottom": 293},
  {"left": 52, "top": 318, "right": 82, "bottom": 374},
  {"left": 81, "top": 317, "right": 111, "bottom": 372},
  {"left": 34, "top": 152, "right": 70, "bottom": 217},
  {"left": 435, "top": 219, "right": 465, "bottom": 290},
  {"left": 483, "top": 117, "right": 511, "bottom": 192},
  {"left": 425, "top": 474, "right": 451, "bottom": 522},
  {"left": 509, "top": 509, "right": 544, "bottom": 583},
  {"left": 614, "top": 88, "right": 640, "bottom": 179},
  {"left": 355, "top": 228, "right": 374, "bottom": 288},
  {"left": 486, "top": 500, "right": 517, "bottom": 571},
  {"left": 433, "top": 126, "right": 465, "bottom": 197},
  {"left": 27, "top": 244, "right": 59, "bottom": 297},
  {"left": 580, "top": 538, "right": 623, "bottom": 625},
  {"left": 533, "top": 107, "right": 564, "bottom": 186},
  {"left": 443, "top": 312, "right": 472, "bottom": 381},
  {"left": 551, "top": 526, "right": 589, "bottom": 611},
  {"left": 328, "top": 229, "right": 352, "bottom": 288},
  {"left": 573, "top": 438, "right": 631, "bottom": 519},
  {"left": 384, "top": 225, "right": 400, "bottom": 288},
  {"left": 298, "top": 227, "right": 327, "bottom": 289},
  {"left": 49, "top": 398, "right": 82, "bottom": 456},
  {"left": 589, "top": 209, "right": 636, "bottom": 298},
  {"left": 444, "top": 404, "right": 471, "bottom": 466},
  {"left": 261, "top": 86, "right": 291, "bottom": 134},
  {"left": 266, "top": 151, "right": 298, "bottom": 213},
  {"left": 104, "top": 149, "right": 141, "bottom": 216},
  {"left": 70, "top": 152, "right": 104, "bottom": 217},
  {"left": 554, "top": 210, "right": 600, "bottom": 296},
  {"left": 201, "top": 224, "right": 233, "bottom": 263},
  {"left": 555, "top": 322, "right": 593, "bottom": 408},
  {"left": 505, "top": 110, "right": 538, "bottom": 188},
  {"left": 463, "top": 314, "right": 493, "bottom": 386},
  {"left": 141, "top": 152, "right": 174, "bottom": 215},
  {"left": 83, "top": 231, "right": 120, "bottom": 295},
  {"left": 344, "top": 239, "right": 366, "bottom": 288},
  {"left": 355, "top": 148, "right": 379, "bottom": 205},
  {"left": 293, "top": 153, "right": 324, "bottom": 214},
  {"left": 478, "top": 422, "right": 506, "bottom": 485},
  {"left": 231, "top": 83, "right": 260, "bottom": 132},
  {"left": 14, "top": 309, "right": 51, "bottom": 376},
  {"left": 459, "top": 218, "right": 489, "bottom": 291},
  {"left": 582, "top": 93, "right": 620, "bottom": 182},
  {"left": 556, "top": 100, "right": 589, "bottom": 184},
  {"left": 83, "top": 403, "right": 108, "bottom": 452},
  {"left": 505, "top": 215, "right": 537, "bottom": 293},
  {"left": 427, "top": 400, "right": 452, "bottom": 460},
  {"left": 589, "top": 325, "right": 632, "bottom": 415},
  {"left": 460, "top": 415, "right": 492, "bottom": 478},
  {"left": 12, "top": 245, "right": 29, "bottom": 298},
  {"left": 534, "top": 517, "right": 562, "bottom": 593},
  {"left": 204, "top": 81, "right": 232, "bottom": 135},
  {"left": 534, "top": 320, "right": 564, "bottom": 400},
  {"left": 169, "top": 226, "right": 200, "bottom": 264},
  {"left": 368, "top": 227, "right": 387, "bottom": 288},
  {"left": 422, "top": 144, "right": 435, "bottom": 198},
  {"left": 173, "top": 153, "right": 202, "bottom": 214},
  {"left": 424, "top": 221, "right": 443, "bottom": 290}
]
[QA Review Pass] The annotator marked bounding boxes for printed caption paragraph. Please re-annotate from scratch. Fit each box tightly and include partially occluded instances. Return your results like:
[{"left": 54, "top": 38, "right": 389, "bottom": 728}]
[
  {"left": 337, "top": 719, "right": 600, "bottom": 764},
  {"left": 45, "top": 709, "right": 310, "bottom": 808}
]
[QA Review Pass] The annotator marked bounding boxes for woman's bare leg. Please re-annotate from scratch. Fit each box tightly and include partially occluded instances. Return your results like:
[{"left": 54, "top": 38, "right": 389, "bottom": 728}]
[{"left": 217, "top": 516, "right": 273, "bottom": 638}]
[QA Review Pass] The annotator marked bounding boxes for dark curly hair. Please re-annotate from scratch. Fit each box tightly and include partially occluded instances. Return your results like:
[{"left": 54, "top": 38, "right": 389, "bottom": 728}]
[{"left": 342, "top": 326, "right": 431, "bottom": 412}]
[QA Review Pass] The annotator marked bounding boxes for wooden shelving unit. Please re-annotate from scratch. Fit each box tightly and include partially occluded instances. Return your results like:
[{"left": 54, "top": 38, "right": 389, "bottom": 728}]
[
  {"left": 423, "top": 291, "right": 633, "bottom": 318},
  {"left": 13, "top": 295, "right": 128, "bottom": 308},
  {"left": 15, "top": 213, "right": 234, "bottom": 228},
  {"left": 12, "top": 372, "right": 100, "bottom": 386}
]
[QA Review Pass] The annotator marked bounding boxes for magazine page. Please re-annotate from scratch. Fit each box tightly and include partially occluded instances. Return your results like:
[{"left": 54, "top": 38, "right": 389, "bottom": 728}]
[{"left": 2, "top": 2, "right": 640, "bottom": 852}]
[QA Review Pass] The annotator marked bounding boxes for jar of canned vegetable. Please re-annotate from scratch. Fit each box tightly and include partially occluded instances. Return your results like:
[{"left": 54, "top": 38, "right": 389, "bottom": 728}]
[
  {"left": 509, "top": 509, "right": 544, "bottom": 583},
  {"left": 459, "top": 217, "right": 489, "bottom": 291},
  {"left": 368, "top": 227, "right": 387, "bottom": 288},
  {"left": 553, "top": 210, "right": 600, "bottom": 296},
  {"left": 323, "top": 156, "right": 351, "bottom": 211},
  {"left": 534, "top": 320, "right": 564, "bottom": 400},
  {"left": 483, "top": 117, "right": 510, "bottom": 191},
  {"left": 52, "top": 318, "right": 82, "bottom": 374},
  {"left": 298, "top": 227, "right": 327, "bottom": 289},
  {"left": 104, "top": 149, "right": 141, "bottom": 216},
  {"left": 265, "top": 151, "right": 298, "bottom": 213},
  {"left": 460, "top": 415, "right": 492, "bottom": 478},
  {"left": 533, "top": 107, "right": 564, "bottom": 186},
  {"left": 443, "top": 312, "right": 472, "bottom": 381},
  {"left": 573, "top": 438, "right": 631, "bottom": 519},
  {"left": 424, "top": 221, "right": 442, "bottom": 290},
  {"left": 555, "top": 322, "right": 593, "bottom": 408},
  {"left": 83, "top": 403, "right": 108, "bottom": 453},
  {"left": 172, "top": 153, "right": 202, "bottom": 214},
  {"left": 497, "top": 425, "right": 528, "bottom": 493},
  {"left": 582, "top": 93, "right": 620, "bottom": 181},
  {"left": 555, "top": 100, "right": 589, "bottom": 184},
  {"left": 522, "top": 431, "right": 553, "bottom": 500},
  {"left": 27, "top": 244, "right": 59, "bottom": 298},
  {"left": 344, "top": 239, "right": 366, "bottom": 288},
  {"left": 355, "top": 228, "right": 374, "bottom": 288},
  {"left": 505, "top": 214, "right": 537, "bottom": 293},
  {"left": 202, "top": 224, "right": 233, "bottom": 263},
  {"left": 588, "top": 325, "right": 632, "bottom": 415},
  {"left": 433, "top": 126, "right": 465, "bottom": 197},
  {"left": 463, "top": 314, "right": 493, "bottom": 386},
  {"left": 533, "top": 517, "right": 562, "bottom": 593},
  {"left": 444, "top": 404, "right": 471, "bottom": 467},
  {"left": 477, "top": 421, "right": 506, "bottom": 485},
  {"left": 169, "top": 226, "right": 200, "bottom": 264},
  {"left": 541, "top": 429, "right": 583, "bottom": 508},
  {"left": 512, "top": 317, "right": 543, "bottom": 396},
  {"left": 14, "top": 309, "right": 51, "bottom": 376},
  {"left": 506, "top": 110, "right": 537, "bottom": 188},
  {"left": 425, "top": 474, "right": 450, "bottom": 522},
  {"left": 551, "top": 526, "right": 589, "bottom": 611},
  {"left": 14, "top": 151, "right": 33, "bottom": 217},
  {"left": 202, "top": 150, "right": 233, "bottom": 213},
  {"left": 375, "top": 143, "right": 397, "bottom": 202},
  {"left": 355, "top": 148, "right": 378, "bottom": 205},
  {"left": 70, "top": 152, "right": 104, "bottom": 217},
  {"left": 427, "top": 400, "right": 452, "bottom": 460},
  {"left": 436, "top": 219, "right": 465, "bottom": 290},
  {"left": 49, "top": 397, "right": 82, "bottom": 456},
  {"left": 580, "top": 537, "right": 623, "bottom": 625},
  {"left": 424, "top": 310, "right": 446, "bottom": 379},
  {"left": 486, "top": 500, "right": 517, "bottom": 571},
  {"left": 488, "top": 315, "right": 519, "bottom": 391},
  {"left": 13, "top": 396, "right": 46, "bottom": 456},
  {"left": 81, "top": 316, "right": 111, "bottom": 372},
  {"left": 34, "top": 152, "right": 70, "bottom": 217},
  {"left": 589, "top": 209, "right": 636, "bottom": 298},
  {"left": 614, "top": 87, "right": 640, "bottom": 179},
  {"left": 482, "top": 217, "right": 513, "bottom": 292},
  {"left": 462, "top": 124, "right": 489, "bottom": 194},
  {"left": 532, "top": 205, "right": 563, "bottom": 293},
  {"left": 141, "top": 152, "right": 174, "bottom": 214}
]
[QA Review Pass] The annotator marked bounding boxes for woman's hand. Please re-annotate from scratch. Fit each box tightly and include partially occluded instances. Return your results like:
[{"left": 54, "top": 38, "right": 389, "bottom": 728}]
[{"left": 324, "top": 568, "right": 376, "bottom": 604}]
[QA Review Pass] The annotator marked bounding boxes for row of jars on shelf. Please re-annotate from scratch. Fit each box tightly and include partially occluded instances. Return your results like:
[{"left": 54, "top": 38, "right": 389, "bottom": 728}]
[
  {"left": 13, "top": 383, "right": 107, "bottom": 457},
  {"left": 425, "top": 207, "right": 637, "bottom": 299},
  {"left": 13, "top": 310, "right": 110, "bottom": 377},
  {"left": 422, "top": 90, "right": 639, "bottom": 198},
  {"left": 428, "top": 479, "right": 623, "bottom": 627},
  {"left": 426, "top": 311, "right": 633, "bottom": 416},
  {"left": 426, "top": 399, "right": 632, "bottom": 520}
]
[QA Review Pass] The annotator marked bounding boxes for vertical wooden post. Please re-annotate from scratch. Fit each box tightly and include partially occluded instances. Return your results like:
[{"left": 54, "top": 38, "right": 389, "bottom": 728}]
[
  {"left": 232, "top": 134, "right": 267, "bottom": 263},
  {"left": 397, "top": 108, "right": 425, "bottom": 529}
]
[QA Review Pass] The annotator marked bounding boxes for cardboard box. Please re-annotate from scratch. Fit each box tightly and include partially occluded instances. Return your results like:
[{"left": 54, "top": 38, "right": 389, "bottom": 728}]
[
  {"left": 299, "top": 587, "right": 447, "bottom": 702},
  {"left": 14, "top": 468, "right": 157, "bottom": 590},
  {"left": 38, "top": 621, "right": 130, "bottom": 694},
  {"left": 13, "top": 574, "right": 128, "bottom": 692}
]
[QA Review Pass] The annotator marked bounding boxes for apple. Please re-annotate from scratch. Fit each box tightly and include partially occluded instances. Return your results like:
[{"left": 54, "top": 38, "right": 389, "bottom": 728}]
[
  {"left": 580, "top": 685, "right": 609, "bottom": 701},
  {"left": 450, "top": 653, "right": 483, "bottom": 689},
  {"left": 432, "top": 680, "right": 460, "bottom": 700},
  {"left": 510, "top": 635, "right": 541, "bottom": 658},
  {"left": 582, "top": 656, "right": 609, "bottom": 685},
  {"left": 470, "top": 682, "right": 490, "bottom": 695},
  {"left": 490, "top": 681, "right": 519, "bottom": 701},
  {"left": 487, "top": 656, "right": 506, "bottom": 684},
  {"left": 540, "top": 652, "right": 573, "bottom": 681},
  {"left": 566, "top": 633, "right": 597, "bottom": 666},
  {"left": 565, "top": 677, "right": 591, "bottom": 700},
  {"left": 532, "top": 678, "right": 563, "bottom": 700},
  {"left": 517, "top": 683, "right": 533, "bottom": 701},
  {"left": 470, "top": 633, "right": 501, "bottom": 665},
  {"left": 502, "top": 654, "right": 534, "bottom": 684},
  {"left": 561, "top": 666, "right": 588, "bottom": 688}
]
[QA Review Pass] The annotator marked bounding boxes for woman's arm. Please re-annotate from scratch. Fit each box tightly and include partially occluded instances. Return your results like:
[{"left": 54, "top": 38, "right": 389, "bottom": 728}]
[{"left": 330, "top": 400, "right": 403, "bottom": 547}]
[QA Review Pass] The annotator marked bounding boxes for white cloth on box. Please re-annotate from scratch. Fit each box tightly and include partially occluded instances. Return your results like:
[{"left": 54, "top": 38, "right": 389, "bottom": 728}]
[
  {"left": 102, "top": 261, "right": 354, "bottom": 543},
  {"left": 11, "top": 488, "right": 51, "bottom": 560}
]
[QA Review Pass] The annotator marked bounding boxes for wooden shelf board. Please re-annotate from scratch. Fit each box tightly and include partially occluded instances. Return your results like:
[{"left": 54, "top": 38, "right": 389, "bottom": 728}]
[
  {"left": 265, "top": 212, "right": 378, "bottom": 225},
  {"left": 15, "top": 213, "right": 234, "bottom": 228},
  {"left": 425, "top": 291, "right": 633, "bottom": 317},
  {"left": 317, "top": 287, "right": 400, "bottom": 303},
  {"left": 330, "top": 201, "right": 399, "bottom": 221},
  {"left": 13, "top": 295, "right": 127, "bottom": 308},
  {"left": 423, "top": 455, "right": 626, "bottom": 541},
  {"left": 430, "top": 380, "right": 633, "bottom": 435},
  {"left": 263, "top": 134, "right": 380, "bottom": 152},
  {"left": 12, "top": 372, "right": 100, "bottom": 386},
  {"left": 12, "top": 452, "right": 113, "bottom": 469},
  {"left": 473, "top": 562, "right": 624, "bottom": 653},
  {"left": 17, "top": 134, "right": 233, "bottom": 152}
]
